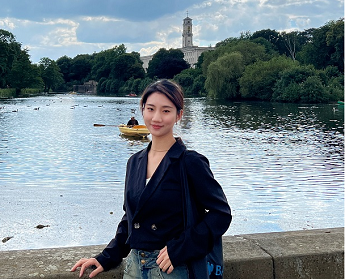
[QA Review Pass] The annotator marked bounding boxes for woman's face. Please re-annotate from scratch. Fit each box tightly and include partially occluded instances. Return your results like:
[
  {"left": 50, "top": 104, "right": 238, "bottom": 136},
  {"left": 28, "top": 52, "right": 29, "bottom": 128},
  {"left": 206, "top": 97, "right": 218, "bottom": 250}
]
[{"left": 142, "top": 92, "right": 182, "bottom": 138}]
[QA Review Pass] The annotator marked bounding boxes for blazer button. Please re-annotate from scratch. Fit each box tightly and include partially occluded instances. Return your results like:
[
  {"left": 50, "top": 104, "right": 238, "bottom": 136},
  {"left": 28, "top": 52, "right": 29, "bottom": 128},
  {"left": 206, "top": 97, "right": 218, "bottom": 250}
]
[
  {"left": 134, "top": 223, "right": 140, "bottom": 229},
  {"left": 151, "top": 224, "right": 157, "bottom": 230}
]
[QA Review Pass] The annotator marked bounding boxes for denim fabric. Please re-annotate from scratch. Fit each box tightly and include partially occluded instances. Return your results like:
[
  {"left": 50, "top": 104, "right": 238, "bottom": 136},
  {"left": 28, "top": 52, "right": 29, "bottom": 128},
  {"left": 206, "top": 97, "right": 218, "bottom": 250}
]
[{"left": 123, "top": 249, "right": 189, "bottom": 279}]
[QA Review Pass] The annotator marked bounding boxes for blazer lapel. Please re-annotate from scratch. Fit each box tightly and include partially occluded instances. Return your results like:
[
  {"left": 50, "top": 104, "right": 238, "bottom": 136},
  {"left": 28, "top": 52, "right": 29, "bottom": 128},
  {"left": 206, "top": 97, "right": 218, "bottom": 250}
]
[
  {"left": 134, "top": 154, "right": 172, "bottom": 215},
  {"left": 133, "top": 138, "right": 186, "bottom": 216},
  {"left": 132, "top": 147, "right": 148, "bottom": 201}
]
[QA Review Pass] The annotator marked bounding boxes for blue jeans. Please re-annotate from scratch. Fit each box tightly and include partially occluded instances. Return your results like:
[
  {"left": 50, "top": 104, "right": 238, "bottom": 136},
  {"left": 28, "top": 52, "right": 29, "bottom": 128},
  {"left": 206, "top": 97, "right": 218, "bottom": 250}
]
[{"left": 123, "top": 249, "right": 189, "bottom": 279}]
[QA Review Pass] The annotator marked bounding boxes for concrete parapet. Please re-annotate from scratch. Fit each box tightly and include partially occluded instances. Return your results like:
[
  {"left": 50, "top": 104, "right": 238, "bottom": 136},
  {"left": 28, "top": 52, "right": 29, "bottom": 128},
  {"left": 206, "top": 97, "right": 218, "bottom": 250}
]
[
  {"left": 0, "top": 227, "right": 343, "bottom": 279},
  {"left": 224, "top": 227, "right": 344, "bottom": 279}
]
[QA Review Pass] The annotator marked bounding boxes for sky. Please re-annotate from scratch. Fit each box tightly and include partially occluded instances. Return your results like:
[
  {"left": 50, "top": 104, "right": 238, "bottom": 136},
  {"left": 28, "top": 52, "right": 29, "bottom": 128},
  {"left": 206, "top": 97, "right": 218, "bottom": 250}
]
[{"left": 0, "top": 0, "right": 343, "bottom": 63}]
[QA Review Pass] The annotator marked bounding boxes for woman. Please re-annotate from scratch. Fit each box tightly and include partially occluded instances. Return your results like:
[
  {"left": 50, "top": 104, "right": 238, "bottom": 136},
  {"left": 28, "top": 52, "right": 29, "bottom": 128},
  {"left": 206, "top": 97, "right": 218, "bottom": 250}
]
[{"left": 71, "top": 79, "right": 232, "bottom": 278}]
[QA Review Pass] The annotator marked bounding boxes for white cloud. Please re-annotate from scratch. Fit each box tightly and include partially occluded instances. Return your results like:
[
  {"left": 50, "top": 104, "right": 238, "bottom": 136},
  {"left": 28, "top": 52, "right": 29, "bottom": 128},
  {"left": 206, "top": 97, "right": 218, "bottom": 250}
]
[
  {"left": 0, "top": 18, "right": 16, "bottom": 29},
  {"left": 0, "top": 0, "right": 342, "bottom": 63}
]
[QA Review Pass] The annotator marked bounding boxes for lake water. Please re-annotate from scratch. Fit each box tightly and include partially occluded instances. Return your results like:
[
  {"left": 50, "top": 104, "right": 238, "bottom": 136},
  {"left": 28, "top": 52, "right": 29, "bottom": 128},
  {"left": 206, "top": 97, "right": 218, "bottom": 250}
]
[{"left": 0, "top": 95, "right": 343, "bottom": 251}]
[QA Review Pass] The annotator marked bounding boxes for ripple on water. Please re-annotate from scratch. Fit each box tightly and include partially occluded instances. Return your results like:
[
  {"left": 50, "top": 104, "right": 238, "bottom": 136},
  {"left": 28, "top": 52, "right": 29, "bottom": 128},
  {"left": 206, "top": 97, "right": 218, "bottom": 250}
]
[{"left": 0, "top": 96, "right": 343, "bottom": 250}]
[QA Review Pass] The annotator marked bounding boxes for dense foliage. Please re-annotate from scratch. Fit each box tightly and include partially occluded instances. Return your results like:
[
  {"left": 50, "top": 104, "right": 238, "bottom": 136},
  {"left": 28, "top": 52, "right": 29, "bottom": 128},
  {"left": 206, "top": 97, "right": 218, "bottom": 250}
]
[{"left": 0, "top": 18, "right": 343, "bottom": 103}]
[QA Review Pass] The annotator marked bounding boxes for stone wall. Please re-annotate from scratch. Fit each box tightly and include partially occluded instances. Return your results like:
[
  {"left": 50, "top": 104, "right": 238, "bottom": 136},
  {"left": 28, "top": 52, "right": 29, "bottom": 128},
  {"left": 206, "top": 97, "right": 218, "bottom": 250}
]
[{"left": 0, "top": 227, "right": 343, "bottom": 279}]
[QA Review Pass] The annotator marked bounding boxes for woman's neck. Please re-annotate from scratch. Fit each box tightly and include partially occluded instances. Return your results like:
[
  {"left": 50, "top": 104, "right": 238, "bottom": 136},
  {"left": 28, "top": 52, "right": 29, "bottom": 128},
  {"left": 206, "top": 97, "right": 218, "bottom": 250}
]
[{"left": 151, "top": 135, "right": 176, "bottom": 152}]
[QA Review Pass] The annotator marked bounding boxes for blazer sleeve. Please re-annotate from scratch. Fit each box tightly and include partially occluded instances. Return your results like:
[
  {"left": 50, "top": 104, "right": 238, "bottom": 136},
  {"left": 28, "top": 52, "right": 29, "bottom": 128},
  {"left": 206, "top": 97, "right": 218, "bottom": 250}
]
[
  {"left": 166, "top": 151, "right": 232, "bottom": 267},
  {"left": 94, "top": 208, "right": 131, "bottom": 271},
  {"left": 94, "top": 156, "right": 134, "bottom": 271}
]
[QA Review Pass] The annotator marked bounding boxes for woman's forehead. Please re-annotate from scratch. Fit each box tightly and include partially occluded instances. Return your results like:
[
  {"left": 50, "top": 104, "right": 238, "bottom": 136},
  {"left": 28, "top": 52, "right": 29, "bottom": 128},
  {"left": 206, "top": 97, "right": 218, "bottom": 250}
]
[{"left": 146, "top": 92, "right": 175, "bottom": 108}]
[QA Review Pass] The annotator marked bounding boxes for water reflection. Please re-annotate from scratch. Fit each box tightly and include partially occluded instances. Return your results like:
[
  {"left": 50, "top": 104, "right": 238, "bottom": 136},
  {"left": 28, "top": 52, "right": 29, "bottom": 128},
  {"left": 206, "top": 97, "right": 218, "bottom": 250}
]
[
  {"left": 187, "top": 99, "right": 343, "bottom": 133},
  {"left": 0, "top": 95, "right": 343, "bottom": 251}
]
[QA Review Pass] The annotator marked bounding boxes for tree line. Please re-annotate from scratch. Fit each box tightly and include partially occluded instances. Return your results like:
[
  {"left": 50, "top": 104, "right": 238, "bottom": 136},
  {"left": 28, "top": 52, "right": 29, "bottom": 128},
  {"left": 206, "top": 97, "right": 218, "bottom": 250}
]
[{"left": 0, "top": 18, "right": 343, "bottom": 103}]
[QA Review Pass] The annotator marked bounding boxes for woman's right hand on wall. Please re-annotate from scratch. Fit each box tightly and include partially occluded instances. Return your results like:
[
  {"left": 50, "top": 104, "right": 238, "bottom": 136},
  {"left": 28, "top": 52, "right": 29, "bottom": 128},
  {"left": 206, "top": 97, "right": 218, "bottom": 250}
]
[{"left": 70, "top": 258, "right": 104, "bottom": 278}]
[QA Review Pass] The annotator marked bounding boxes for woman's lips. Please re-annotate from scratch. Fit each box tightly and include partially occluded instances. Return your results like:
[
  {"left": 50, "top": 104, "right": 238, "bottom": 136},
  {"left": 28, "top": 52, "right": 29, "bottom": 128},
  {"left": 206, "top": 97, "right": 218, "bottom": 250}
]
[{"left": 152, "top": 124, "right": 162, "bottom": 129}]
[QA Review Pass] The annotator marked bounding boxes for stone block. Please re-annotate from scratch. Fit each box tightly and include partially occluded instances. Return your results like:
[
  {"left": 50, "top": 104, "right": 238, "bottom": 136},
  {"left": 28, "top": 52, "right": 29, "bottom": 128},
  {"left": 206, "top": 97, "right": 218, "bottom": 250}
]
[{"left": 240, "top": 227, "right": 344, "bottom": 279}]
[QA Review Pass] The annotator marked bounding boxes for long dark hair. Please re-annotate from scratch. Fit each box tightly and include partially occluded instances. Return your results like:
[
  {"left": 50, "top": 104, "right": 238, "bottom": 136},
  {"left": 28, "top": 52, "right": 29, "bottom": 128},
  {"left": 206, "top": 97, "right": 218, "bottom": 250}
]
[{"left": 140, "top": 79, "right": 184, "bottom": 114}]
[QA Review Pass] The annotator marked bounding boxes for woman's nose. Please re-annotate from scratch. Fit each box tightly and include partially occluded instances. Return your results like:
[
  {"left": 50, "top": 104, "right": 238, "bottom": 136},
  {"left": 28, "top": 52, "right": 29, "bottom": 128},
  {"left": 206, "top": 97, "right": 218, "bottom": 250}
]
[{"left": 152, "top": 111, "right": 162, "bottom": 122}]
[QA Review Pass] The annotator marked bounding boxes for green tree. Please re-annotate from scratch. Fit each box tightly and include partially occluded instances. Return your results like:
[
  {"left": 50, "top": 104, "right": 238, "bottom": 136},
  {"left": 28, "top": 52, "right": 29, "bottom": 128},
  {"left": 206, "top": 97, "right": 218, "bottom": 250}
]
[
  {"left": 173, "top": 68, "right": 203, "bottom": 97},
  {"left": 202, "top": 40, "right": 270, "bottom": 77},
  {"left": 137, "top": 77, "right": 154, "bottom": 95},
  {"left": 109, "top": 79, "right": 124, "bottom": 94},
  {"left": 173, "top": 70, "right": 194, "bottom": 95},
  {"left": 191, "top": 75, "right": 207, "bottom": 96},
  {"left": 230, "top": 40, "right": 271, "bottom": 65},
  {"left": 239, "top": 56, "right": 296, "bottom": 100},
  {"left": 119, "top": 77, "right": 141, "bottom": 95},
  {"left": 97, "top": 77, "right": 107, "bottom": 93},
  {"left": 205, "top": 52, "right": 245, "bottom": 99},
  {"left": 69, "top": 54, "right": 92, "bottom": 82},
  {"left": 56, "top": 55, "right": 73, "bottom": 82},
  {"left": 297, "top": 19, "right": 344, "bottom": 72},
  {"left": 56, "top": 55, "right": 74, "bottom": 91},
  {"left": 8, "top": 49, "right": 43, "bottom": 96},
  {"left": 90, "top": 45, "right": 127, "bottom": 80},
  {"left": 250, "top": 37, "right": 279, "bottom": 56},
  {"left": 250, "top": 29, "right": 286, "bottom": 55},
  {"left": 195, "top": 51, "right": 206, "bottom": 69},
  {"left": 147, "top": 48, "right": 189, "bottom": 79},
  {"left": 278, "top": 31, "right": 310, "bottom": 61},
  {"left": 322, "top": 66, "right": 344, "bottom": 100},
  {"left": 272, "top": 65, "right": 330, "bottom": 103},
  {"left": 300, "top": 76, "right": 328, "bottom": 103},
  {"left": 215, "top": 37, "right": 243, "bottom": 48},
  {"left": 325, "top": 19, "right": 344, "bottom": 72},
  {"left": 39, "top": 57, "right": 64, "bottom": 92},
  {"left": 110, "top": 52, "right": 145, "bottom": 81},
  {"left": 0, "top": 29, "right": 21, "bottom": 88}
]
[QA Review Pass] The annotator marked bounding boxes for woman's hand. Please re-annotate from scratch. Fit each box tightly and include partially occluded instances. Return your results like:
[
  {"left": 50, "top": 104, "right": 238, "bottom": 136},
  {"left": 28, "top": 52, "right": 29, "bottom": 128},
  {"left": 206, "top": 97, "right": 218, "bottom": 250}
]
[
  {"left": 156, "top": 246, "right": 174, "bottom": 274},
  {"left": 70, "top": 258, "right": 104, "bottom": 278}
]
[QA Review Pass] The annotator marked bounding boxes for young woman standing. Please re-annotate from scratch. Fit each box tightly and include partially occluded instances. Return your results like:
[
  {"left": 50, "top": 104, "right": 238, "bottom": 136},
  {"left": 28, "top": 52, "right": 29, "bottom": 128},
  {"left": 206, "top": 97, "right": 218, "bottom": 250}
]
[{"left": 71, "top": 79, "right": 232, "bottom": 278}]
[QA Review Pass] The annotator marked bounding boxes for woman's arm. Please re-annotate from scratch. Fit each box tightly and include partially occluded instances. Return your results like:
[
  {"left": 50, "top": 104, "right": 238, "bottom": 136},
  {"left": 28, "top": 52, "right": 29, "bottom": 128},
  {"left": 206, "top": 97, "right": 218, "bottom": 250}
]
[
  {"left": 167, "top": 151, "right": 232, "bottom": 267},
  {"left": 94, "top": 211, "right": 130, "bottom": 271},
  {"left": 70, "top": 212, "right": 129, "bottom": 277}
]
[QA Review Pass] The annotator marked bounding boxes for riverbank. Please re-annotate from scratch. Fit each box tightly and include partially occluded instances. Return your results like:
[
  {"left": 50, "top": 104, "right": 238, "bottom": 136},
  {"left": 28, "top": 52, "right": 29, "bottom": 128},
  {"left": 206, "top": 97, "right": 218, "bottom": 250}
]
[
  {"left": 0, "top": 227, "right": 343, "bottom": 279},
  {"left": 0, "top": 88, "right": 47, "bottom": 99}
]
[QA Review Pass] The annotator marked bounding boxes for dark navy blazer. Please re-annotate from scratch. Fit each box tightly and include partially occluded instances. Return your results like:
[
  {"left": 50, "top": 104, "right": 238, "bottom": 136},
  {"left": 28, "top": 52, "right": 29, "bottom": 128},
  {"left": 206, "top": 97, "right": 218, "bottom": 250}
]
[{"left": 96, "top": 138, "right": 232, "bottom": 271}]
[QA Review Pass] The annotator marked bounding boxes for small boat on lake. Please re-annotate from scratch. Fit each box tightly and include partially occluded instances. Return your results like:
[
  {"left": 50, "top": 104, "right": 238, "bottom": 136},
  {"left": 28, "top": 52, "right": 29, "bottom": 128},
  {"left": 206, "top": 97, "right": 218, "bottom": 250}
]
[
  {"left": 118, "top": 124, "right": 150, "bottom": 138},
  {"left": 125, "top": 92, "right": 137, "bottom": 97}
]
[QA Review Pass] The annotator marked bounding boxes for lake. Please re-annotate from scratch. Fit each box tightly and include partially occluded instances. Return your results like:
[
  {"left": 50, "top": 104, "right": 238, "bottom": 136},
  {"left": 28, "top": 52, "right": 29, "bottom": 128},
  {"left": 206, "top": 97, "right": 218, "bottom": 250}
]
[{"left": 0, "top": 94, "right": 343, "bottom": 251}]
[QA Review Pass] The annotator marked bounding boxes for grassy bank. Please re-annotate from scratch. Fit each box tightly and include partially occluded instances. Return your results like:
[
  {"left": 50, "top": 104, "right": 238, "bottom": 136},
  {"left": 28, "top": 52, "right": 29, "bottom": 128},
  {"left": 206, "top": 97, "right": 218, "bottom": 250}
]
[{"left": 0, "top": 88, "right": 44, "bottom": 99}]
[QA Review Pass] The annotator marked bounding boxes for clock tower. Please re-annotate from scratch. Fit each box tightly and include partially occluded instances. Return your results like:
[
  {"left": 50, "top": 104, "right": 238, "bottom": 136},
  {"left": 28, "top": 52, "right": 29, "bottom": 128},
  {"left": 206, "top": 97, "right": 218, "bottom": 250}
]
[
  {"left": 182, "top": 13, "right": 193, "bottom": 48},
  {"left": 141, "top": 13, "right": 214, "bottom": 69}
]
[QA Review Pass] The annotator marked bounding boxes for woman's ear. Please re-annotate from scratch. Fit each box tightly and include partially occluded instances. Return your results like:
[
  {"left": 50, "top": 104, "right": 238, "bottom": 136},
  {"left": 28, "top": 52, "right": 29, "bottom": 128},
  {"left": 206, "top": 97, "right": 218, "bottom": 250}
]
[{"left": 176, "top": 110, "right": 183, "bottom": 122}]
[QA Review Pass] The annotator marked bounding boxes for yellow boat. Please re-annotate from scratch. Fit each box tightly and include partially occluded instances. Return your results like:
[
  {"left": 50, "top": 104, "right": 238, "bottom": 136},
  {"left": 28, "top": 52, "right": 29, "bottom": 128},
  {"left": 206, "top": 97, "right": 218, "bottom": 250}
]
[{"left": 118, "top": 124, "right": 150, "bottom": 138}]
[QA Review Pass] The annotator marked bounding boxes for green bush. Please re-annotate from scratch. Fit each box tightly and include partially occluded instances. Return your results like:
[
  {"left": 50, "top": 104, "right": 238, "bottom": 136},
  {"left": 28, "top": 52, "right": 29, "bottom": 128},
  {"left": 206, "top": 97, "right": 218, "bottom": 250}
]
[
  {"left": 239, "top": 56, "right": 295, "bottom": 100},
  {"left": 300, "top": 76, "right": 327, "bottom": 103},
  {"left": 0, "top": 88, "right": 16, "bottom": 98},
  {"left": 272, "top": 65, "right": 335, "bottom": 103}
]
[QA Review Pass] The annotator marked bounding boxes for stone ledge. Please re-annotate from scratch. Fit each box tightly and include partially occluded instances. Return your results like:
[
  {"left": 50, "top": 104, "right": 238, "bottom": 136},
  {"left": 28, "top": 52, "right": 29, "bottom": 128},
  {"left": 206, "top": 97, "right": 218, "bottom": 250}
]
[
  {"left": 238, "top": 227, "right": 344, "bottom": 279},
  {"left": 0, "top": 227, "right": 343, "bottom": 279}
]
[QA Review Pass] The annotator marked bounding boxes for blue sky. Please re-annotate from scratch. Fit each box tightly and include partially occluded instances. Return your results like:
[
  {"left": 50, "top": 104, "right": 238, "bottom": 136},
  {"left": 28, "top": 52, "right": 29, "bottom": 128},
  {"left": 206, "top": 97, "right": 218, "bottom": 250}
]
[{"left": 0, "top": 0, "right": 343, "bottom": 63}]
